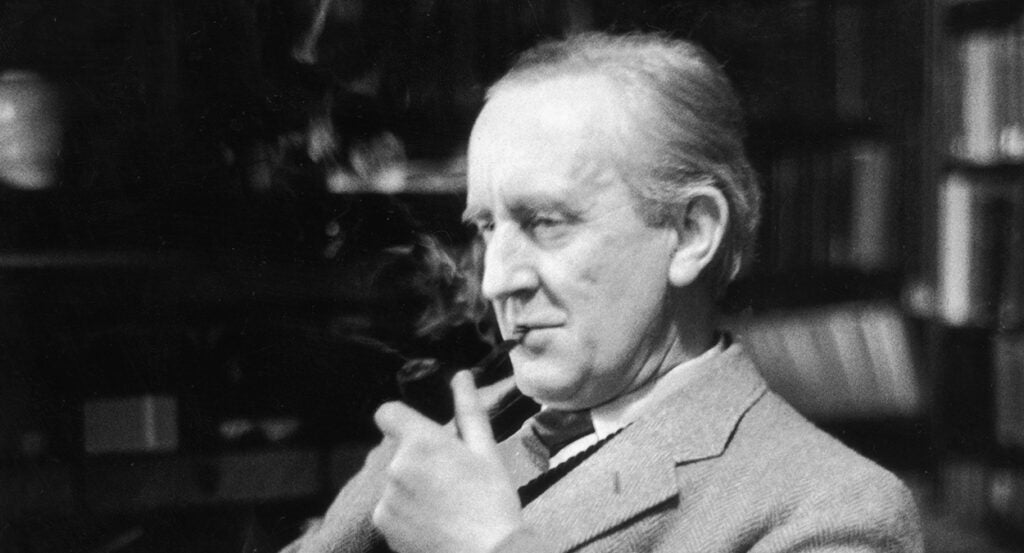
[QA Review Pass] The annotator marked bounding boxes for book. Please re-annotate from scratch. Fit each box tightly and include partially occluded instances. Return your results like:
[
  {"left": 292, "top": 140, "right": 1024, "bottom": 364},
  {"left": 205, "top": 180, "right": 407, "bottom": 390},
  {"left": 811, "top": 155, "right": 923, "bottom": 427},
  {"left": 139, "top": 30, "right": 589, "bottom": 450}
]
[
  {"left": 994, "top": 330, "right": 1024, "bottom": 451},
  {"left": 936, "top": 170, "right": 1023, "bottom": 328},
  {"left": 847, "top": 141, "right": 895, "bottom": 271},
  {"left": 956, "top": 29, "right": 1002, "bottom": 163},
  {"left": 764, "top": 139, "right": 895, "bottom": 275},
  {"left": 858, "top": 303, "right": 921, "bottom": 415},
  {"left": 725, "top": 301, "right": 921, "bottom": 420},
  {"left": 832, "top": 0, "right": 867, "bottom": 120},
  {"left": 950, "top": 16, "right": 1024, "bottom": 163}
]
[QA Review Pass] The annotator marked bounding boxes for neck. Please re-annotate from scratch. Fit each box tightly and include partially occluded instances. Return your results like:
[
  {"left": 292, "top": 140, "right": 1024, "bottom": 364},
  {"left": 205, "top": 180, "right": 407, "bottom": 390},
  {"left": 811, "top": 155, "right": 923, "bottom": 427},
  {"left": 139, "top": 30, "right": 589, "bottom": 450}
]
[
  {"left": 608, "top": 286, "right": 718, "bottom": 406},
  {"left": 663, "top": 282, "right": 720, "bottom": 366}
]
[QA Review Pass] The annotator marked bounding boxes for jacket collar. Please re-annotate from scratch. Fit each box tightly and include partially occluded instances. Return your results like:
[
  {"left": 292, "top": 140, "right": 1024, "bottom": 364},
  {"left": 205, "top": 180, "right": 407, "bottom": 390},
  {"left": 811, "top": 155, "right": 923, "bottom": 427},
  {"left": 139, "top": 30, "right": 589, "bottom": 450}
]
[{"left": 498, "top": 343, "right": 768, "bottom": 552}]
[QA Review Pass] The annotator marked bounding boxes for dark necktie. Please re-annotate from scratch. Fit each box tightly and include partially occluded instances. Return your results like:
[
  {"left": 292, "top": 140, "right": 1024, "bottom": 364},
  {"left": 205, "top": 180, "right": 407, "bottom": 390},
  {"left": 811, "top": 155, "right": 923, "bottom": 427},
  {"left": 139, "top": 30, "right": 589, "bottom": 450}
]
[
  {"left": 518, "top": 409, "right": 608, "bottom": 507},
  {"left": 529, "top": 408, "right": 595, "bottom": 457},
  {"left": 518, "top": 414, "right": 621, "bottom": 507}
]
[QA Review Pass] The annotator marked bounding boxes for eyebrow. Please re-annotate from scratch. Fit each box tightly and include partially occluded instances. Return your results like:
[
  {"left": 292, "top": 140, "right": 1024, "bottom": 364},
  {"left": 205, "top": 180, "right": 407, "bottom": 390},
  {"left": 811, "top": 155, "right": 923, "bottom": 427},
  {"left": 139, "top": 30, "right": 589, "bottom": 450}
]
[
  {"left": 509, "top": 193, "right": 585, "bottom": 221},
  {"left": 463, "top": 193, "right": 586, "bottom": 226}
]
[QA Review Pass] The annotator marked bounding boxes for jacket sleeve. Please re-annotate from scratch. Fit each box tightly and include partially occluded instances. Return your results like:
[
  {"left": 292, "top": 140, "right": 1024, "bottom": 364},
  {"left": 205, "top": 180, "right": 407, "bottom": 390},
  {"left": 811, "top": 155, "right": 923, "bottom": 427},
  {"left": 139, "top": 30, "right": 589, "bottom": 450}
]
[
  {"left": 279, "top": 376, "right": 524, "bottom": 553},
  {"left": 280, "top": 439, "right": 395, "bottom": 553}
]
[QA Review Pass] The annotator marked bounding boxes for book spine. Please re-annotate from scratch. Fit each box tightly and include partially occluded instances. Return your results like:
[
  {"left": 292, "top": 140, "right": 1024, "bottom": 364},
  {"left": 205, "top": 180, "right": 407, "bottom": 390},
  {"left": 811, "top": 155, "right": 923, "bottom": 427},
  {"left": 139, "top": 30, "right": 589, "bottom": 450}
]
[
  {"left": 832, "top": 0, "right": 866, "bottom": 120},
  {"left": 953, "top": 20, "right": 1024, "bottom": 163},
  {"left": 957, "top": 30, "right": 1001, "bottom": 162},
  {"left": 726, "top": 302, "right": 921, "bottom": 419},
  {"left": 936, "top": 171, "right": 1017, "bottom": 327},
  {"left": 994, "top": 331, "right": 1024, "bottom": 451},
  {"left": 848, "top": 141, "right": 894, "bottom": 271},
  {"left": 938, "top": 173, "right": 977, "bottom": 325}
]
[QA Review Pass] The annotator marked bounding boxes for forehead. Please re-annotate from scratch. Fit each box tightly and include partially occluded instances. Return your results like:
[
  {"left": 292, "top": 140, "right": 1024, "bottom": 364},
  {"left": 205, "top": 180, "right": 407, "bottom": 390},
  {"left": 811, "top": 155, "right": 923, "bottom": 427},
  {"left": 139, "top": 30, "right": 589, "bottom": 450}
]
[{"left": 465, "top": 76, "right": 631, "bottom": 215}]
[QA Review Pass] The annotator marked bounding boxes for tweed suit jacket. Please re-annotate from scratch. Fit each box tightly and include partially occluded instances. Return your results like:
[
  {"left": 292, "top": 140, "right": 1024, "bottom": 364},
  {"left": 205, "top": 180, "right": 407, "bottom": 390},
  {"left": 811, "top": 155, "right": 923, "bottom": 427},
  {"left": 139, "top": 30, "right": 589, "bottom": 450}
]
[{"left": 283, "top": 343, "right": 923, "bottom": 553}]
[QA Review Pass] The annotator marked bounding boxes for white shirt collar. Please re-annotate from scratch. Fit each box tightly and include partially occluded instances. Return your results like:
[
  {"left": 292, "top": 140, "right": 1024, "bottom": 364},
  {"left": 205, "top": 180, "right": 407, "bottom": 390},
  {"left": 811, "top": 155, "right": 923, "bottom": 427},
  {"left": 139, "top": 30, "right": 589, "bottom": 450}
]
[{"left": 547, "top": 335, "right": 726, "bottom": 467}]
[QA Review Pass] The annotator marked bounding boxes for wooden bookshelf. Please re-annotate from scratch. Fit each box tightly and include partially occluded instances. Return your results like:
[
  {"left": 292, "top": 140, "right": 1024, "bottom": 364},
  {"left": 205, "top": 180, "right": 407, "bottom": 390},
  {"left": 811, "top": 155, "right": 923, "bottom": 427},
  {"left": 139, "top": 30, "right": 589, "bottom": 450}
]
[
  {"left": 922, "top": 0, "right": 1024, "bottom": 545},
  {"left": 1, "top": 443, "right": 372, "bottom": 523}
]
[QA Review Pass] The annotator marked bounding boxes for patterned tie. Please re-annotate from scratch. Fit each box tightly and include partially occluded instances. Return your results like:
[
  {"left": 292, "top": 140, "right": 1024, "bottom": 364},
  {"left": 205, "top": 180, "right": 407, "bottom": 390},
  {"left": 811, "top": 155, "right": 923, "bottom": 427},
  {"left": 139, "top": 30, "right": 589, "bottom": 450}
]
[{"left": 529, "top": 408, "right": 595, "bottom": 457}]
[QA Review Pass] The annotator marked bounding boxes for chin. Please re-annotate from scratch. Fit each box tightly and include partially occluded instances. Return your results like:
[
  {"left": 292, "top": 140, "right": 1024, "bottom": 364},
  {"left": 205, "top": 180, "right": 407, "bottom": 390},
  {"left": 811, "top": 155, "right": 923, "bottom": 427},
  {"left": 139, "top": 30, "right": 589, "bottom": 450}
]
[{"left": 512, "top": 360, "right": 584, "bottom": 408}]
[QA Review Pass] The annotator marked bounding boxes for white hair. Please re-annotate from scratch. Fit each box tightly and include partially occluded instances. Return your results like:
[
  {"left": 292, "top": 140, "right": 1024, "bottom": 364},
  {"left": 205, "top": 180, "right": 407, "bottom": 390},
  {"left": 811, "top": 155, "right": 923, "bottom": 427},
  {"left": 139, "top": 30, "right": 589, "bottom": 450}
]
[{"left": 488, "top": 32, "right": 762, "bottom": 294}]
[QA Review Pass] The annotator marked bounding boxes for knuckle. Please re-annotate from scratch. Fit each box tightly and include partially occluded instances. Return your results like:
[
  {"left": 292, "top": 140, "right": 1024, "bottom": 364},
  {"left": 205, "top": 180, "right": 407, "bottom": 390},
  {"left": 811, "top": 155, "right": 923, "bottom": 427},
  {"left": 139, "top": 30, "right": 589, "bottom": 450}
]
[
  {"left": 373, "top": 402, "right": 398, "bottom": 424},
  {"left": 383, "top": 461, "right": 403, "bottom": 482},
  {"left": 402, "top": 433, "right": 437, "bottom": 458},
  {"left": 372, "top": 488, "right": 397, "bottom": 529},
  {"left": 371, "top": 502, "right": 387, "bottom": 528}
]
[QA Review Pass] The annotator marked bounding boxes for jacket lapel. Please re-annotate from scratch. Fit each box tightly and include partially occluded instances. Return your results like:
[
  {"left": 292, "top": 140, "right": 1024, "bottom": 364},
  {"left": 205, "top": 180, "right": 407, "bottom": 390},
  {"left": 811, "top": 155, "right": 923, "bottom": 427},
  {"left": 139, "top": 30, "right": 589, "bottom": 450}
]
[
  {"left": 497, "top": 420, "right": 549, "bottom": 489},
  {"left": 516, "top": 344, "right": 768, "bottom": 552}
]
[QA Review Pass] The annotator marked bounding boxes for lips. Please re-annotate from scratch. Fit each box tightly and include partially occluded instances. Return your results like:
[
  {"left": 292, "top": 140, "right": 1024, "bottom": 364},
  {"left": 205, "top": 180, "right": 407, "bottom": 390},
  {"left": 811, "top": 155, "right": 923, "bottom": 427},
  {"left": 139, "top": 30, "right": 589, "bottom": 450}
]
[
  {"left": 510, "top": 321, "right": 562, "bottom": 333},
  {"left": 508, "top": 322, "right": 562, "bottom": 346},
  {"left": 502, "top": 308, "right": 566, "bottom": 338}
]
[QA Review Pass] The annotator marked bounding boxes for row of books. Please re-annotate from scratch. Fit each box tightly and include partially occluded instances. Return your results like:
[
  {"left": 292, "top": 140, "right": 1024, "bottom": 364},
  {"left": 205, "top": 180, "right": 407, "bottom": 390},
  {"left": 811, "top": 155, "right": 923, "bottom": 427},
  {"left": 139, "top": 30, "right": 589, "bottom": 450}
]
[
  {"left": 948, "top": 13, "right": 1024, "bottom": 164},
  {"left": 725, "top": 301, "right": 921, "bottom": 420},
  {"left": 761, "top": 139, "right": 896, "bottom": 275},
  {"left": 936, "top": 170, "right": 1024, "bottom": 329}
]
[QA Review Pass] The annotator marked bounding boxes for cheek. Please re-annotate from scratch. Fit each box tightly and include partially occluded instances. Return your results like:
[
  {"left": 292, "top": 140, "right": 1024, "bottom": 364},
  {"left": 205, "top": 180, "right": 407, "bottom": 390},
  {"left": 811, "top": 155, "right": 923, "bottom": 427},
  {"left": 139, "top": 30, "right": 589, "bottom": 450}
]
[
  {"left": 569, "top": 235, "right": 639, "bottom": 290},
  {"left": 576, "top": 238, "right": 675, "bottom": 347},
  {"left": 577, "top": 238, "right": 669, "bottom": 303}
]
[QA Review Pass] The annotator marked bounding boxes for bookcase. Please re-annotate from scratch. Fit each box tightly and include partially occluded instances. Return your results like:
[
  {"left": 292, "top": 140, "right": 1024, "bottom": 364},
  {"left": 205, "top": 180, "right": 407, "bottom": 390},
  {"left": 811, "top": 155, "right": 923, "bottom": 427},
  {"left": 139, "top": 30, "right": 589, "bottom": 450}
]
[
  {"left": 920, "top": 0, "right": 1024, "bottom": 546},
  {"left": 690, "top": 0, "right": 937, "bottom": 482}
]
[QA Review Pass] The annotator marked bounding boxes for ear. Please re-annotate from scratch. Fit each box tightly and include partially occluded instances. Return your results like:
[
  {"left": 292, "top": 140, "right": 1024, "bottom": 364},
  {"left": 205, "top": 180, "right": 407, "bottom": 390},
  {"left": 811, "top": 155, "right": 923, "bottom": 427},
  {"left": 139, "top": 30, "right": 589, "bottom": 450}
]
[{"left": 668, "top": 186, "right": 729, "bottom": 288}]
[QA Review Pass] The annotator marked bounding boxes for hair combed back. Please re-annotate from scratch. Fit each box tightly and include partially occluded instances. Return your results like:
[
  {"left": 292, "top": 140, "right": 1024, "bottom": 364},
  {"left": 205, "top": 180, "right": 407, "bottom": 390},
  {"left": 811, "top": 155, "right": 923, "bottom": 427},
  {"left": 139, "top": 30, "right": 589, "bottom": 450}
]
[{"left": 490, "top": 32, "right": 762, "bottom": 294}]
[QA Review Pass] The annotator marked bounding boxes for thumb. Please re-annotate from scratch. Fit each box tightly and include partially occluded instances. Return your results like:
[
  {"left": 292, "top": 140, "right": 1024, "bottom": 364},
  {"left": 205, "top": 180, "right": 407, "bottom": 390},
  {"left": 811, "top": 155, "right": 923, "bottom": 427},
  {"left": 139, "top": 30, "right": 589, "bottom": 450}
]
[{"left": 451, "top": 370, "right": 497, "bottom": 455}]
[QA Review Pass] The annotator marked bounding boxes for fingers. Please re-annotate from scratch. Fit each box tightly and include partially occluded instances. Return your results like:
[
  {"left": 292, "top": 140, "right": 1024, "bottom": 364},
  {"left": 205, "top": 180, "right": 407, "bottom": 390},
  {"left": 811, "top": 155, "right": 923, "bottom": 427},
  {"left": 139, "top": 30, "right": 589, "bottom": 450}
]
[
  {"left": 375, "top": 371, "right": 497, "bottom": 457},
  {"left": 477, "top": 375, "right": 519, "bottom": 416},
  {"left": 374, "top": 400, "right": 439, "bottom": 441},
  {"left": 451, "top": 370, "right": 497, "bottom": 455}
]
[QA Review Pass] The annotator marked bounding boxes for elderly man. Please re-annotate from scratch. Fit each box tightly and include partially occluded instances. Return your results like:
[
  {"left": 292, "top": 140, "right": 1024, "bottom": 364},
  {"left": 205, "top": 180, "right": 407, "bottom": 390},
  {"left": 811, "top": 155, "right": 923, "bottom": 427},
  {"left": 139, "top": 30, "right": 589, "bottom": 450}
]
[{"left": 285, "top": 32, "right": 922, "bottom": 553}]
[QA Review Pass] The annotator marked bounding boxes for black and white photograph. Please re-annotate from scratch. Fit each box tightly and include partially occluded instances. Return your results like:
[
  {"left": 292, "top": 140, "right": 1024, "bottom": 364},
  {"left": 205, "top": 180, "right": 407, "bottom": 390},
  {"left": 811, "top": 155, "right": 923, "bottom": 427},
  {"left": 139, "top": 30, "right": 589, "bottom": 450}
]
[{"left": 1, "top": 1, "right": 1023, "bottom": 552}]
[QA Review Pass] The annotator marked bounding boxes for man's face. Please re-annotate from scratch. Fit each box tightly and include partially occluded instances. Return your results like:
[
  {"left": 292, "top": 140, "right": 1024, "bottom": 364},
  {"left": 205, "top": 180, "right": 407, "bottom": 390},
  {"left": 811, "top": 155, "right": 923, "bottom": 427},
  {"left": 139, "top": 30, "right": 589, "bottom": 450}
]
[{"left": 465, "top": 76, "right": 683, "bottom": 410}]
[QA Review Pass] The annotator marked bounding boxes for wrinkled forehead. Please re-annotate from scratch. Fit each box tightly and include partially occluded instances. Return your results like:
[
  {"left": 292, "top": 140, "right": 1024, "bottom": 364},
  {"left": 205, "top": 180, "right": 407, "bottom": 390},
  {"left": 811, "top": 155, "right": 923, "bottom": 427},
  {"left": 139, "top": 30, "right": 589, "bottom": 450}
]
[{"left": 466, "top": 75, "right": 635, "bottom": 212}]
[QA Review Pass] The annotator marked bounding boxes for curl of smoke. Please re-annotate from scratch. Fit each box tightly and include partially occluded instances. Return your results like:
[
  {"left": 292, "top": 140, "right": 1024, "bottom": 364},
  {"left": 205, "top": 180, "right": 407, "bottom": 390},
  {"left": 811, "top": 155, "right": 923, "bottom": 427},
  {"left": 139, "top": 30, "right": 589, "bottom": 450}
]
[{"left": 408, "top": 234, "right": 491, "bottom": 341}]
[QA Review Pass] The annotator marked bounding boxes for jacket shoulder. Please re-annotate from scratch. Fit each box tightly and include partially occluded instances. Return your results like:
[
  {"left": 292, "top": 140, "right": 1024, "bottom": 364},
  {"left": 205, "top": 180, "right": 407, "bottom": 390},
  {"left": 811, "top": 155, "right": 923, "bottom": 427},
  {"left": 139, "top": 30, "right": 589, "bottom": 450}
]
[{"left": 688, "top": 391, "right": 924, "bottom": 552}]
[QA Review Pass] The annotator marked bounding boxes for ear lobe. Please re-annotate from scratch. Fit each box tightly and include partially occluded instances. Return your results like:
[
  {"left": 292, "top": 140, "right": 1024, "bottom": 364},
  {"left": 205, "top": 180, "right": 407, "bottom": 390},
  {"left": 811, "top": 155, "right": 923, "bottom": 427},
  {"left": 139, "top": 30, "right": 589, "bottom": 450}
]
[{"left": 668, "top": 186, "right": 729, "bottom": 287}]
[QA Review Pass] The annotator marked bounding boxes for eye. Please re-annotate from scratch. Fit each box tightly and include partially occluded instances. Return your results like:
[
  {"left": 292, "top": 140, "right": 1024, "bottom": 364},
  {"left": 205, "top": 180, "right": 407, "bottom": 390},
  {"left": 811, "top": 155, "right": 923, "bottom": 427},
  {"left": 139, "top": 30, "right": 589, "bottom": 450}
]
[
  {"left": 526, "top": 214, "right": 562, "bottom": 229},
  {"left": 524, "top": 213, "right": 570, "bottom": 242}
]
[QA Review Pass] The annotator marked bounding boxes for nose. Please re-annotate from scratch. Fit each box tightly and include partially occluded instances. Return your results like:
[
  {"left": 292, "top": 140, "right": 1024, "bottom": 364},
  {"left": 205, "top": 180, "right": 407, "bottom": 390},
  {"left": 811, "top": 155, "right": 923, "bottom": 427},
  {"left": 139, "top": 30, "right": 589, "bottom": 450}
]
[{"left": 480, "top": 224, "right": 539, "bottom": 301}]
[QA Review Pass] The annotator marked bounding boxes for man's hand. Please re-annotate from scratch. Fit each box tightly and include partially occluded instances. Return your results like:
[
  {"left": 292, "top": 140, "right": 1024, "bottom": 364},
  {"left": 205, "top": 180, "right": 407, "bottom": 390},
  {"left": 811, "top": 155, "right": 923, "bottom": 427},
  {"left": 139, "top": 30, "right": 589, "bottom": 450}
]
[{"left": 372, "top": 370, "right": 524, "bottom": 553}]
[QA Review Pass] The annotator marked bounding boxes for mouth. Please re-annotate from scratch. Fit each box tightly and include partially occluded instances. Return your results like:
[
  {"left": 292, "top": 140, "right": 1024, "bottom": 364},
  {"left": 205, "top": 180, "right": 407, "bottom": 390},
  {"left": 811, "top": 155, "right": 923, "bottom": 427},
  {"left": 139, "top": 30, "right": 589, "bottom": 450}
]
[
  {"left": 512, "top": 325, "right": 530, "bottom": 340},
  {"left": 510, "top": 323, "right": 561, "bottom": 341}
]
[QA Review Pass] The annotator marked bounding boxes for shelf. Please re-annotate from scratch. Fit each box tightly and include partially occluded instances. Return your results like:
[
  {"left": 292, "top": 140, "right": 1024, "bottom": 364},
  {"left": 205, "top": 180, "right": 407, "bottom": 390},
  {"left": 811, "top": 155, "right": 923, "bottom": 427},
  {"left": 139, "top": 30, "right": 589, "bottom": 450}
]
[
  {"left": 0, "top": 250, "right": 425, "bottom": 312},
  {"left": 0, "top": 443, "right": 374, "bottom": 522},
  {"left": 723, "top": 268, "right": 903, "bottom": 313},
  {"left": 942, "top": 162, "right": 1024, "bottom": 177},
  {"left": 945, "top": 0, "right": 1024, "bottom": 33},
  {"left": 747, "top": 118, "right": 890, "bottom": 151},
  {"left": 0, "top": 251, "right": 188, "bottom": 270},
  {"left": 819, "top": 417, "right": 933, "bottom": 472}
]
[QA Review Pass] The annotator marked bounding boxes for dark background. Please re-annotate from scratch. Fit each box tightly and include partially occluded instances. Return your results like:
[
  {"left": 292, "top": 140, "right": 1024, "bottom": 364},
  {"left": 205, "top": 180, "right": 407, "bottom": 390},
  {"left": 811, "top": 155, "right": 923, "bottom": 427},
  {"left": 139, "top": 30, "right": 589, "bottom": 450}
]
[{"left": 1, "top": 1, "right": 1020, "bottom": 551}]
